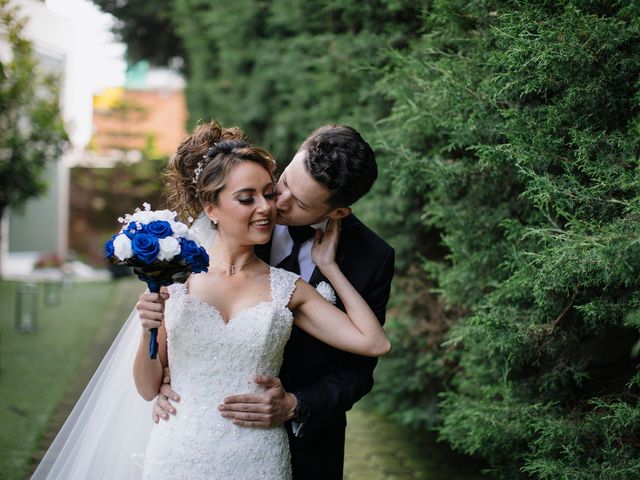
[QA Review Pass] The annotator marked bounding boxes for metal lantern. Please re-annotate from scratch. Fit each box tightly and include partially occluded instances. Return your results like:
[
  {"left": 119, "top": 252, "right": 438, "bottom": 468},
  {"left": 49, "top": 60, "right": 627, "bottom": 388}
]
[
  {"left": 43, "top": 280, "right": 62, "bottom": 306},
  {"left": 62, "top": 268, "right": 75, "bottom": 289},
  {"left": 15, "top": 282, "right": 38, "bottom": 333}
]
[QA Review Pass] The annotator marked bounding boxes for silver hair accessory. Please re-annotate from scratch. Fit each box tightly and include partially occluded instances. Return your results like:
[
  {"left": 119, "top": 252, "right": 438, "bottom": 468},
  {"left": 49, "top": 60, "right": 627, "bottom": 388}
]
[
  {"left": 192, "top": 156, "right": 206, "bottom": 185},
  {"left": 192, "top": 141, "right": 247, "bottom": 186}
]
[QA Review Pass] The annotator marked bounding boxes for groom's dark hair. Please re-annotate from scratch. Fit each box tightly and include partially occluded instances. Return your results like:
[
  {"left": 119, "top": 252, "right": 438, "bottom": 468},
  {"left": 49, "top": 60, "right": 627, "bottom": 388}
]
[{"left": 300, "top": 125, "right": 377, "bottom": 208}]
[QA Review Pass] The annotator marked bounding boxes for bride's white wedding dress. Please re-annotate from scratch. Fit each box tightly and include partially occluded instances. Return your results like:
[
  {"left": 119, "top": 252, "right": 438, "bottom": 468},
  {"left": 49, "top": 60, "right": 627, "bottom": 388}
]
[
  {"left": 31, "top": 215, "right": 303, "bottom": 480},
  {"left": 142, "top": 266, "right": 298, "bottom": 479}
]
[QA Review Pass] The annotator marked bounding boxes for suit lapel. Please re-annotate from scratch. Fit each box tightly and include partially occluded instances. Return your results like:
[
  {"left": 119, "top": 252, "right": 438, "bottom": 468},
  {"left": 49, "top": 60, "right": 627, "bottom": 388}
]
[{"left": 308, "top": 264, "right": 327, "bottom": 287}]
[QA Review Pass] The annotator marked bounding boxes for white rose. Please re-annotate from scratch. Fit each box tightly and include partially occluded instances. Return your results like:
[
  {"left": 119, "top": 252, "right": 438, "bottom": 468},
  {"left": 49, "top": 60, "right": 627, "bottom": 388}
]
[
  {"left": 153, "top": 209, "right": 178, "bottom": 222},
  {"left": 113, "top": 234, "right": 133, "bottom": 260},
  {"left": 170, "top": 221, "right": 189, "bottom": 238},
  {"left": 157, "top": 236, "right": 181, "bottom": 261},
  {"left": 315, "top": 281, "right": 336, "bottom": 304},
  {"left": 129, "top": 210, "right": 155, "bottom": 224}
]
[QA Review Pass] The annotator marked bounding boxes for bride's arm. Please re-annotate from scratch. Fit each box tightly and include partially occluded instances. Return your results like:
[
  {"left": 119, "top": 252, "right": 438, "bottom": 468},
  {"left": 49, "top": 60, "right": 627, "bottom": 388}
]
[
  {"left": 290, "top": 220, "right": 391, "bottom": 357},
  {"left": 133, "top": 291, "right": 168, "bottom": 400}
]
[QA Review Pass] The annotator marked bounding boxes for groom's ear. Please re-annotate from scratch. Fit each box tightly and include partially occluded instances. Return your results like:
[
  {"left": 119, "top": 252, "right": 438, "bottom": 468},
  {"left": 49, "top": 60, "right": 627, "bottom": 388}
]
[{"left": 327, "top": 206, "right": 351, "bottom": 220}]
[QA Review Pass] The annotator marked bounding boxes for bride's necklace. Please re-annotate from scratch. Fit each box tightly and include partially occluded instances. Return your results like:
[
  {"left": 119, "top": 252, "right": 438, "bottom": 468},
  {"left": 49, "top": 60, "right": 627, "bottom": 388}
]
[{"left": 210, "top": 254, "right": 257, "bottom": 275}]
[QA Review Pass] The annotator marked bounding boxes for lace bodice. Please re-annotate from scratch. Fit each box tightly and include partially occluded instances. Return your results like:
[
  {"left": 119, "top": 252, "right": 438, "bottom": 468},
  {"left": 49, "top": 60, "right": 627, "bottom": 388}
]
[{"left": 142, "top": 266, "right": 299, "bottom": 480}]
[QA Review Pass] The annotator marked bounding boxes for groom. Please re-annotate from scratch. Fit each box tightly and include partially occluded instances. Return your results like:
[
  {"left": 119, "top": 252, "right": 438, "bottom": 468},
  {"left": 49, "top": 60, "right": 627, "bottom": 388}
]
[{"left": 154, "top": 125, "right": 395, "bottom": 479}]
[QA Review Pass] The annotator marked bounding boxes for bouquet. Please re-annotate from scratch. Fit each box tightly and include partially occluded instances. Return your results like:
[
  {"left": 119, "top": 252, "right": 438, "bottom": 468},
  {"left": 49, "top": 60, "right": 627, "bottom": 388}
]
[{"left": 105, "top": 203, "right": 209, "bottom": 358}]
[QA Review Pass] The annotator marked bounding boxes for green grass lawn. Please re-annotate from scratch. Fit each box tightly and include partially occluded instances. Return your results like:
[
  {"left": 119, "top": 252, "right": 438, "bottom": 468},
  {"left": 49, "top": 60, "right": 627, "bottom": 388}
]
[{"left": 0, "top": 277, "right": 142, "bottom": 480}]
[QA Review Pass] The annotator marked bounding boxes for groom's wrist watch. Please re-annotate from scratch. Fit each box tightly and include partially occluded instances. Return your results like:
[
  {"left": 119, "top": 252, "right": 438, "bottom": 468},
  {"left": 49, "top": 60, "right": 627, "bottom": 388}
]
[{"left": 292, "top": 392, "right": 311, "bottom": 424}]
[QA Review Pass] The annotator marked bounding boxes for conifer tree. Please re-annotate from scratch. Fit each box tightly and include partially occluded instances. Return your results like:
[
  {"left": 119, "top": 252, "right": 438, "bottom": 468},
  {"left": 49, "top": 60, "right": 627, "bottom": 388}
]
[
  {"left": 376, "top": 1, "right": 640, "bottom": 477},
  {"left": 172, "top": 0, "right": 421, "bottom": 160}
]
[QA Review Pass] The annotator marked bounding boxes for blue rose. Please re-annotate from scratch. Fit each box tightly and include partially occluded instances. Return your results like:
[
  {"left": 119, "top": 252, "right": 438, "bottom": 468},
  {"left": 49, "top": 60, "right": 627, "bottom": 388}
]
[
  {"left": 131, "top": 233, "right": 160, "bottom": 264},
  {"left": 104, "top": 236, "right": 115, "bottom": 258},
  {"left": 180, "top": 240, "right": 209, "bottom": 273},
  {"left": 179, "top": 239, "right": 200, "bottom": 262},
  {"left": 123, "top": 221, "right": 147, "bottom": 239},
  {"left": 146, "top": 220, "right": 173, "bottom": 238},
  {"left": 191, "top": 246, "right": 210, "bottom": 273}
]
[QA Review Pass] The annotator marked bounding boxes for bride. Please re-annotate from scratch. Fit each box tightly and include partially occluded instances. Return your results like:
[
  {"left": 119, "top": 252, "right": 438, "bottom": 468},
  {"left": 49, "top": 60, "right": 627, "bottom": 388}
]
[{"left": 31, "top": 121, "right": 390, "bottom": 480}]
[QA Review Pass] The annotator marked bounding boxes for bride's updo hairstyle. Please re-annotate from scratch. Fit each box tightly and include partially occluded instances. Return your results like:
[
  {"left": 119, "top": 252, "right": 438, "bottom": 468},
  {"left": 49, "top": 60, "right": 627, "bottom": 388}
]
[{"left": 165, "top": 120, "right": 276, "bottom": 222}]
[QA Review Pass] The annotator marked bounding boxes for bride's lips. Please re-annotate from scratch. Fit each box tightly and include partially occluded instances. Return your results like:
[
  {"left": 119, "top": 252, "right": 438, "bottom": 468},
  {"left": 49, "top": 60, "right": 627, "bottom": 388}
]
[{"left": 249, "top": 218, "right": 272, "bottom": 231}]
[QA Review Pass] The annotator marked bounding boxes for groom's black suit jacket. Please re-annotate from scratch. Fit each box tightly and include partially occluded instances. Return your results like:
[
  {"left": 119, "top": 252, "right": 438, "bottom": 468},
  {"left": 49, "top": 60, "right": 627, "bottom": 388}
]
[{"left": 256, "top": 214, "right": 394, "bottom": 480}]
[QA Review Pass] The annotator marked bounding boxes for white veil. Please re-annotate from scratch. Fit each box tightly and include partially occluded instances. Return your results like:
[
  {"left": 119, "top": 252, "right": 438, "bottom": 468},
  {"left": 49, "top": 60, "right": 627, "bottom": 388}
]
[
  {"left": 31, "top": 212, "right": 216, "bottom": 479},
  {"left": 189, "top": 210, "right": 218, "bottom": 253}
]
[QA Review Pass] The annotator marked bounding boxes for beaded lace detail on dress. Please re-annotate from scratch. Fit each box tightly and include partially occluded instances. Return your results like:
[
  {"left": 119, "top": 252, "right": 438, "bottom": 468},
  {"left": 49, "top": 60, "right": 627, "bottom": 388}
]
[{"left": 142, "top": 267, "right": 299, "bottom": 480}]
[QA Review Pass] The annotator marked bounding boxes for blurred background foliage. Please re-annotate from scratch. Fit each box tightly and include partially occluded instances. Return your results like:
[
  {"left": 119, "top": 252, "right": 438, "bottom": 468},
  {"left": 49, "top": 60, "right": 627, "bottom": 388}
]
[
  {"left": 92, "top": 0, "right": 640, "bottom": 478},
  {"left": 69, "top": 152, "right": 166, "bottom": 265},
  {"left": 0, "top": 0, "right": 69, "bottom": 260}
]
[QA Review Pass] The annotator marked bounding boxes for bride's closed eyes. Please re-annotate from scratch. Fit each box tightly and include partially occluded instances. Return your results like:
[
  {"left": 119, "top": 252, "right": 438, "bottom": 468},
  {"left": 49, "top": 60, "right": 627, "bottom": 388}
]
[{"left": 235, "top": 186, "right": 277, "bottom": 205}]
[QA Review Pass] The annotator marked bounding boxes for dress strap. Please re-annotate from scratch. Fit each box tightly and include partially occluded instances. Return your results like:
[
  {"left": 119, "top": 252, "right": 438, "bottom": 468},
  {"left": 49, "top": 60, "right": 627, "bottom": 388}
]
[
  {"left": 168, "top": 282, "right": 187, "bottom": 295},
  {"left": 270, "top": 267, "right": 300, "bottom": 310}
]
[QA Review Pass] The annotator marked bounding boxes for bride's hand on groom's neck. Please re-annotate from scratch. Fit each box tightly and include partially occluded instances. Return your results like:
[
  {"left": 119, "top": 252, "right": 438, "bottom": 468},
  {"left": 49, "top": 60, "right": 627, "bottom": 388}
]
[{"left": 311, "top": 218, "right": 340, "bottom": 272}]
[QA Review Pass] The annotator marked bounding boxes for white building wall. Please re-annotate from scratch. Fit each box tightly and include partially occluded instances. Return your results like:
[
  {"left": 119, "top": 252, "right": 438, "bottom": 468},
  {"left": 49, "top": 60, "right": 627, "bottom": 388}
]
[{"left": 1, "top": 0, "right": 85, "bottom": 274}]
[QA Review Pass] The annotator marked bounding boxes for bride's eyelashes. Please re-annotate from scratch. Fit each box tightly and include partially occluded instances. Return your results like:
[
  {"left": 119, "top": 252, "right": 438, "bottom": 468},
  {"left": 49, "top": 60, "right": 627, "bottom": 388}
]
[{"left": 237, "top": 192, "right": 277, "bottom": 205}]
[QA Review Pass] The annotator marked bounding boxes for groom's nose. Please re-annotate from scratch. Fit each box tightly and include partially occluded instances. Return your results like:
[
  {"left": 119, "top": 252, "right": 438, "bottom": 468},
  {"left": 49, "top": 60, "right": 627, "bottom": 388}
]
[
  {"left": 275, "top": 188, "right": 290, "bottom": 211},
  {"left": 256, "top": 194, "right": 272, "bottom": 212}
]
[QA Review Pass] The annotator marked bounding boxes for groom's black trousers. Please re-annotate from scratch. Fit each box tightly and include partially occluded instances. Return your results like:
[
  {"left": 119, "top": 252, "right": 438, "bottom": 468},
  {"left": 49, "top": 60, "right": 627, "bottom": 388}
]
[{"left": 287, "top": 419, "right": 346, "bottom": 479}]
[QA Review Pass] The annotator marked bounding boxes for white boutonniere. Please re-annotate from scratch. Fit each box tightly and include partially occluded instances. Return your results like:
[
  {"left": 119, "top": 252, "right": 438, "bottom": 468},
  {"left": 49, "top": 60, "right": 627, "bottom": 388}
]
[{"left": 315, "top": 281, "right": 336, "bottom": 304}]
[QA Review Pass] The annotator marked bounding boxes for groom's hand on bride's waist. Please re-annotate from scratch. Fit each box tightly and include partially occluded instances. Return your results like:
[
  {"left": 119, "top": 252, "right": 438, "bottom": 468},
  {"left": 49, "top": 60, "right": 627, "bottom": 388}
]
[
  {"left": 218, "top": 375, "right": 297, "bottom": 428},
  {"left": 152, "top": 367, "right": 181, "bottom": 423}
]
